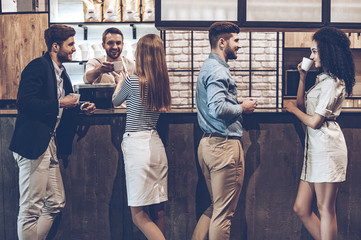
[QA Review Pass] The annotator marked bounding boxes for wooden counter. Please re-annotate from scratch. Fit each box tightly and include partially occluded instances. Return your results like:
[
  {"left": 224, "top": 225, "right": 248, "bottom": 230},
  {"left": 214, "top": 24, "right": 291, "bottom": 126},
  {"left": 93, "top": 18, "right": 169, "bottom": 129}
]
[{"left": 1, "top": 111, "right": 361, "bottom": 240}]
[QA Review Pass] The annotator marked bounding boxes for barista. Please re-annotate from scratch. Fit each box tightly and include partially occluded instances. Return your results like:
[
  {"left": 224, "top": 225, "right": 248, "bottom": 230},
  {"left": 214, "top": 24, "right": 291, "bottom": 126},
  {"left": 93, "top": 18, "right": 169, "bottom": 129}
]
[{"left": 84, "top": 27, "right": 135, "bottom": 84}]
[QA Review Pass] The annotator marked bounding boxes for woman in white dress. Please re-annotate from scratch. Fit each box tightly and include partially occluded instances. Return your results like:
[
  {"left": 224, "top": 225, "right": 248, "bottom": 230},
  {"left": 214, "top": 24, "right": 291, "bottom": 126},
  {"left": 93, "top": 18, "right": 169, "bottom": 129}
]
[
  {"left": 112, "top": 34, "right": 171, "bottom": 240},
  {"left": 286, "top": 27, "right": 355, "bottom": 240}
]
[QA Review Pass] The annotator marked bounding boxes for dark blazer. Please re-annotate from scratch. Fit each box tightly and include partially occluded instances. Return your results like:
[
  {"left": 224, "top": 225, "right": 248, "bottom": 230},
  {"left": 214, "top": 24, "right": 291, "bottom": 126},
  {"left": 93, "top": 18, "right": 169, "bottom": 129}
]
[{"left": 9, "top": 52, "right": 77, "bottom": 159}]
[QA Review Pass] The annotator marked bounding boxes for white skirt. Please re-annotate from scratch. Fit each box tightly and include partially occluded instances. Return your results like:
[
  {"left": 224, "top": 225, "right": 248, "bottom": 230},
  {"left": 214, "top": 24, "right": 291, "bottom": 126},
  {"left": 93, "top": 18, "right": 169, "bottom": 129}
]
[{"left": 121, "top": 130, "right": 168, "bottom": 206}]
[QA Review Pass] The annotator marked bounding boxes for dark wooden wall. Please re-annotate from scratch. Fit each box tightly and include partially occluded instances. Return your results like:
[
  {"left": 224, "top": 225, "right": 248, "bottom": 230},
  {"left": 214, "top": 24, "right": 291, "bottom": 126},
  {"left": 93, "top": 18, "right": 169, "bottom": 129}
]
[{"left": 1, "top": 112, "right": 361, "bottom": 240}]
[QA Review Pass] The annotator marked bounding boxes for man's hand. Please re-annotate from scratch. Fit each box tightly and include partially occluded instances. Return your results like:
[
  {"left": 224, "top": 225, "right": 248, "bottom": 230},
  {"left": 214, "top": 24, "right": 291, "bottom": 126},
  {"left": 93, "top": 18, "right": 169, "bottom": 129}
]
[
  {"left": 96, "top": 62, "right": 114, "bottom": 75},
  {"left": 60, "top": 95, "right": 79, "bottom": 109},
  {"left": 113, "top": 71, "right": 127, "bottom": 93},
  {"left": 241, "top": 98, "right": 258, "bottom": 114},
  {"left": 111, "top": 71, "right": 126, "bottom": 84},
  {"left": 81, "top": 102, "right": 96, "bottom": 115},
  {"left": 85, "top": 62, "right": 115, "bottom": 84},
  {"left": 285, "top": 101, "right": 297, "bottom": 114}
]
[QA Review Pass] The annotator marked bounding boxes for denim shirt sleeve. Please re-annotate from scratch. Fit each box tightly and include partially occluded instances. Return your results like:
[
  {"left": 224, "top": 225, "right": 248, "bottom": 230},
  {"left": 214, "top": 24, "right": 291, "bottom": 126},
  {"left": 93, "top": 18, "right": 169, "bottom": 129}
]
[{"left": 205, "top": 69, "right": 243, "bottom": 120}]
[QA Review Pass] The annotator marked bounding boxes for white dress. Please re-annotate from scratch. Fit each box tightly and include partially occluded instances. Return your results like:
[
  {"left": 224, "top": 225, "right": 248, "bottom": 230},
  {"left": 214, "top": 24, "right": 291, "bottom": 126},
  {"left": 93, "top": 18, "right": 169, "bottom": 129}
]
[{"left": 301, "top": 73, "right": 348, "bottom": 182}]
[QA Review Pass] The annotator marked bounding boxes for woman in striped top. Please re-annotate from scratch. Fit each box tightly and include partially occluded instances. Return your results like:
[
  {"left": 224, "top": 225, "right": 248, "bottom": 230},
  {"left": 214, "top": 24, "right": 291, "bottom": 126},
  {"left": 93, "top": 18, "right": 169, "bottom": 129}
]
[{"left": 112, "top": 34, "right": 171, "bottom": 240}]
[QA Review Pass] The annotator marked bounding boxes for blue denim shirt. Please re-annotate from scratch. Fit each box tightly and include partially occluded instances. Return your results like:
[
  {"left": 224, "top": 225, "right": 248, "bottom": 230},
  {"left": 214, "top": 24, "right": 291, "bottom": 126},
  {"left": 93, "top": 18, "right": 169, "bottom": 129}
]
[{"left": 196, "top": 53, "right": 243, "bottom": 137}]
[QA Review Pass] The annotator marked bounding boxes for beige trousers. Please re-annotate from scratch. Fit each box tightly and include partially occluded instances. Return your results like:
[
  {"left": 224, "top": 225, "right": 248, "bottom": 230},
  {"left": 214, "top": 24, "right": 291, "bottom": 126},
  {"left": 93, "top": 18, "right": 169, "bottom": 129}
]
[
  {"left": 198, "top": 136, "right": 245, "bottom": 240},
  {"left": 14, "top": 137, "right": 65, "bottom": 240}
]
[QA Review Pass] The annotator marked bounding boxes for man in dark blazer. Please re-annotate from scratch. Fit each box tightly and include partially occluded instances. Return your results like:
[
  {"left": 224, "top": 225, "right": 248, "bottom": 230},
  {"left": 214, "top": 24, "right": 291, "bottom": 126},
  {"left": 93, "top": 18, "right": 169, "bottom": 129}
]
[{"left": 9, "top": 24, "right": 95, "bottom": 240}]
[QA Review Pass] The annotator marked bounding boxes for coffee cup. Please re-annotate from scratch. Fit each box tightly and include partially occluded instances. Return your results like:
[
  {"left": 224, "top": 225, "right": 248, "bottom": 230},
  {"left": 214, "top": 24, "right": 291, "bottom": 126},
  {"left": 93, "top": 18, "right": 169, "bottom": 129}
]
[
  {"left": 91, "top": 44, "right": 103, "bottom": 58},
  {"left": 69, "top": 93, "right": 81, "bottom": 104},
  {"left": 301, "top": 57, "right": 313, "bottom": 71},
  {"left": 112, "top": 61, "right": 124, "bottom": 72},
  {"left": 81, "top": 50, "right": 88, "bottom": 61},
  {"left": 342, "top": 99, "right": 354, "bottom": 108},
  {"left": 79, "top": 43, "right": 89, "bottom": 61},
  {"left": 355, "top": 99, "right": 361, "bottom": 108}
]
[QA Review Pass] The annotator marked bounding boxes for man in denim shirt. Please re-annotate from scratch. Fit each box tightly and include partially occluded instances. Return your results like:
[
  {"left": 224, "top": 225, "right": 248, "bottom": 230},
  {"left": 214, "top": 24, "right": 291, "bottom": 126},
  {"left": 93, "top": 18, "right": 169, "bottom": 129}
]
[{"left": 192, "top": 22, "right": 257, "bottom": 240}]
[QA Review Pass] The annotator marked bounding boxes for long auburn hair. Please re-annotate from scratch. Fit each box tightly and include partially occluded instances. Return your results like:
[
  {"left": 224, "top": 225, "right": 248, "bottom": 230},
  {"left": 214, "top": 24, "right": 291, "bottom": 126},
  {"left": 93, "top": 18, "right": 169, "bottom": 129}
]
[
  {"left": 135, "top": 34, "right": 171, "bottom": 112},
  {"left": 313, "top": 27, "right": 355, "bottom": 96}
]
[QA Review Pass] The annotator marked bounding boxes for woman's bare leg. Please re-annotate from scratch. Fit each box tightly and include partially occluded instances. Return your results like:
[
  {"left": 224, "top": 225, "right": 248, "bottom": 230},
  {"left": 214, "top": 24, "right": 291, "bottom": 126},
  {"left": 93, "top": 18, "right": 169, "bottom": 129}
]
[
  {"left": 131, "top": 206, "right": 165, "bottom": 240},
  {"left": 293, "top": 180, "right": 321, "bottom": 240},
  {"left": 149, "top": 203, "right": 166, "bottom": 235},
  {"left": 314, "top": 182, "right": 339, "bottom": 240}
]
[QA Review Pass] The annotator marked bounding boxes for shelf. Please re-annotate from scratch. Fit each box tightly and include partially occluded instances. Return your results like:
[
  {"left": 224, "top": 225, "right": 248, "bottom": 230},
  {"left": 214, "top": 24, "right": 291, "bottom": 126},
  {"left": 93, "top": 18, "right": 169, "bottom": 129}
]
[
  {"left": 72, "top": 60, "right": 87, "bottom": 62},
  {"left": 284, "top": 96, "right": 361, "bottom": 99},
  {"left": 284, "top": 32, "right": 361, "bottom": 49},
  {"left": 50, "top": 21, "right": 155, "bottom": 25},
  {"left": 0, "top": 11, "right": 48, "bottom": 15},
  {"left": 284, "top": 48, "right": 361, "bottom": 51}
]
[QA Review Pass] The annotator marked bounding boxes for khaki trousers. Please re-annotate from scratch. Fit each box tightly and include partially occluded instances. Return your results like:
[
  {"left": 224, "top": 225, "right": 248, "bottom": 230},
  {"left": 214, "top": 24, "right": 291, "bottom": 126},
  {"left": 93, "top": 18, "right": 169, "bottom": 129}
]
[
  {"left": 198, "top": 136, "right": 244, "bottom": 240},
  {"left": 14, "top": 137, "right": 65, "bottom": 240}
]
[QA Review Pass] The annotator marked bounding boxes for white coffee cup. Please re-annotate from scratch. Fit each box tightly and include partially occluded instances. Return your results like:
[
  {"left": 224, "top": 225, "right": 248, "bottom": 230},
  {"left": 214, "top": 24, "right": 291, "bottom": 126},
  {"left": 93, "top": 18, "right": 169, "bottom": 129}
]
[
  {"left": 69, "top": 93, "right": 81, "bottom": 104},
  {"left": 81, "top": 51, "right": 89, "bottom": 61},
  {"left": 301, "top": 57, "right": 313, "bottom": 71},
  {"left": 91, "top": 44, "right": 103, "bottom": 58},
  {"left": 112, "top": 61, "right": 124, "bottom": 72},
  {"left": 79, "top": 43, "right": 89, "bottom": 61},
  {"left": 342, "top": 99, "right": 354, "bottom": 108},
  {"left": 78, "top": 43, "right": 88, "bottom": 51}
]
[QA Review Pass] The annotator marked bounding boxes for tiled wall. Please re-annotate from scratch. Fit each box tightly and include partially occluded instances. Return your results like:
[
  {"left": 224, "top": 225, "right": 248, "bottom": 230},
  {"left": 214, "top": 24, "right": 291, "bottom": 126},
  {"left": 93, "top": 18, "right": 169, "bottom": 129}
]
[{"left": 164, "top": 30, "right": 283, "bottom": 109}]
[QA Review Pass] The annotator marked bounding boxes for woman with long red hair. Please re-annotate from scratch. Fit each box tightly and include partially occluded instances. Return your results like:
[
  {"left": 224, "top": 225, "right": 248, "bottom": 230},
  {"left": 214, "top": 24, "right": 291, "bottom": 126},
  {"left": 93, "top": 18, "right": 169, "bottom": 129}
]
[{"left": 113, "top": 34, "right": 171, "bottom": 240}]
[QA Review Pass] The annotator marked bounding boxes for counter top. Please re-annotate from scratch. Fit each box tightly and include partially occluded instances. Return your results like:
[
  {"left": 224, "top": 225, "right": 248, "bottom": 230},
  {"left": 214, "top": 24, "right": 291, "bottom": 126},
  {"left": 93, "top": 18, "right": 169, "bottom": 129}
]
[
  {"left": 92, "top": 108, "right": 197, "bottom": 115},
  {"left": 1, "top": 108, "right": 361, "bottom": 116},
  {"left": 0, "top": 109, "right": 17, "bottom": 116},
  {"left": 0, "top": 108, "right": 197, "bottom": 116}
]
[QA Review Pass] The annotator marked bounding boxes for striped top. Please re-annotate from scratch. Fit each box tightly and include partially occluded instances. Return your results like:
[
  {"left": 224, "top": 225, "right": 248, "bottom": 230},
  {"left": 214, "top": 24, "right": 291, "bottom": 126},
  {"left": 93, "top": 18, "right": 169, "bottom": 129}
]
[{"left": 112, "top": 75, "right": 160, "bottom": 132}]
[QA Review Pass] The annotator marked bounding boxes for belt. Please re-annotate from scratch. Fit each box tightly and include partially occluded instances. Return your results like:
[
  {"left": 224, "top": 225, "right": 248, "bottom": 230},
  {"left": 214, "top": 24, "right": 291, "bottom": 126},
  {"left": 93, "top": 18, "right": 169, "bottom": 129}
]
[{"left": 203, "top": 132, "right": 241, "bottom": 141}]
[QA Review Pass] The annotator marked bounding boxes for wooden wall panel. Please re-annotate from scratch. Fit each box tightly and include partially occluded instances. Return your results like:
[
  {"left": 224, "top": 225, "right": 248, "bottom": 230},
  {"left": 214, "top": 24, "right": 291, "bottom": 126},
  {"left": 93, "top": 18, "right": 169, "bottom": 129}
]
[
  {"left": 284, "top": 32, "right": 361, "bottom": 49},
  {"left": 349, "top": 33, "right": 361, "bottom": 49},
  {"left": 284, "top": 32, "right": 314, "bottom": 48},
  {"left": 0, "top": 13, "right": 48, "bottom": 100}
]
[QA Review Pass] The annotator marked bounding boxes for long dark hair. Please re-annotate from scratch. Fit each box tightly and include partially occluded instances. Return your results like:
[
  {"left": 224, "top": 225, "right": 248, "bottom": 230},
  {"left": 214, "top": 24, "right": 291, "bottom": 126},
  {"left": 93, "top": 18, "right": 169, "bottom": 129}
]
[{"left": 313, "top": 27, "right": 355, "bottom": 96}]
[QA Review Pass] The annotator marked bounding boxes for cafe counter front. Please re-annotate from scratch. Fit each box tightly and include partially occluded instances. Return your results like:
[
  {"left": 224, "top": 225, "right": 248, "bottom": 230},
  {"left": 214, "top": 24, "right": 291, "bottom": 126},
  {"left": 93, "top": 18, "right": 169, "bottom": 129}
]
[{"left": 0, "top": 109, "right": 360, "bottom": 240}]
